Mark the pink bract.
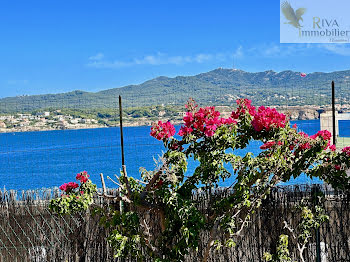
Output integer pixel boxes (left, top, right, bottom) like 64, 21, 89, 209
150, 121, 176, 140
76, 171, 89, 183
231, 99, 256, 119
178, 105, 236, 137
342, 146, 350, 156
310, 130, 332, 141
59, 182, 79, 192
251, 106, 286, 132
260, 141, 276, 150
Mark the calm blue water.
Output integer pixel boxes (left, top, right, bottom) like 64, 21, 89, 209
0, 119, 348, 190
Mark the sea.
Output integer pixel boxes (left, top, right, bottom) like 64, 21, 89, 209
0, 119, 349, 190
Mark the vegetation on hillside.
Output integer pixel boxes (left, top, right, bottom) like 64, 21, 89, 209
1, 68, 350, 114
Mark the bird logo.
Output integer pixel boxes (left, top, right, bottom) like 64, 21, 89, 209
281, 1, 306, 29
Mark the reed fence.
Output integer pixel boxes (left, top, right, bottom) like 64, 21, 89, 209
0, 185, 350, 261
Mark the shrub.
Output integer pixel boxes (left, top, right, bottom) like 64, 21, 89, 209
50, 98, 350, 261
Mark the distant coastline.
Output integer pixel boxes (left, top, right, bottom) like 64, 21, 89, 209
0, 105, 329, 133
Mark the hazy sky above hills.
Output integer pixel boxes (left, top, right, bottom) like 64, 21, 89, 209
1, 0, 350, 98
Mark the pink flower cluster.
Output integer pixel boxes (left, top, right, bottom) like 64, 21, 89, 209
308, 130, 333, 150
334, 165, 341, 170
342, 146, 350, 156
179, 106, 236, 137
59, 182, 79, 192
185, 98, 198, 112
294, 130, 335, 151
76, 171, 89, 183
299, 132, 309, 138
310, 130, 332, 141
231, 99, 256, 119
299, 142, 311, 150
169, 141, 184, 151
150, 121, 176, 140
251, 106, 286, 132
329, 144, 336, 151
260, 141, 276, 150
260, 141, 283, 150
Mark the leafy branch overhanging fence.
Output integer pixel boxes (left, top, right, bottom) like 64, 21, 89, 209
1, 185, 350, 262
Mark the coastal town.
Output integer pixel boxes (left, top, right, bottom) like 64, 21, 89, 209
0, 110, 103, 132
0, 104, 349, 133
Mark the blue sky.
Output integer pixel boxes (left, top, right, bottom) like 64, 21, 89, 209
1, 0, 350, 98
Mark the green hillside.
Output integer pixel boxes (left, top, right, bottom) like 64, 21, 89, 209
1, 68, 349, 113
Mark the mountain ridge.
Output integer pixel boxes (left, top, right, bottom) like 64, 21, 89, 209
1, 68, 349, 113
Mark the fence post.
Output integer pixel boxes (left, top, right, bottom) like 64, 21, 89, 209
332, 81, 336, 146
119, 95, 125, 214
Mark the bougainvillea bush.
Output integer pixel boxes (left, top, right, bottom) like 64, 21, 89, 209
50, 171, 97, 214
50, 98, 350, 261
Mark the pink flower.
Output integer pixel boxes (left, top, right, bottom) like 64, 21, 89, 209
310, 130, 332, 141
178, 105, 234, 137
67, 182, 79, 189
59, 183, 67, 191
342, 146, 350, 156
204, 125, 217, 137
154, 179, 164, 189
178, 126, 193, 136
76, 171, 89, 183
220, 117, 237, 125
231, 99, 256, 119
251, 106, 286, 132
299, 142, 311, 150
183, 112, 194, 127
299, 132, 309, 138
334, 165, 341, 170
292, 123, 297, 129
150, 121, 176, 140
185, 98, 198, 111
169, 142, 184, 151
260, 141, 276, 150
329, 144, 336, 151
59, 182, 79, 193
